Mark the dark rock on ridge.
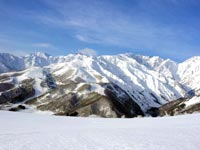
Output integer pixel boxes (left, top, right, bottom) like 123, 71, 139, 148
0, 78, 35, 104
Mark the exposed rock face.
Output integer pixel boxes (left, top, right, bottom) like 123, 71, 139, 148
9, 105, 26, 112
147, 92, 200, 117
0, 83, 14, 92
158, 98, 186, 116
41, 69, 57, 89
146, 107, 160, 117
104, 83, 144, 117
0, 78, 35, 104
158, 97, 200, 116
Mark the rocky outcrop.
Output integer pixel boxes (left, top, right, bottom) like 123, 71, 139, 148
104, 83, 144, 117
0, 78, 35, 104
158, 98, 186, 116
158, 97, 200, 116
9, 105, 26, 112
40, 69, 57, 89
147, 95, 200, 117
0, 83, 14, 92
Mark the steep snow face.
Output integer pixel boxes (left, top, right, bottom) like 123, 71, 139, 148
156, 59, 179, 80
178, 56, 200, 78
97, 55, 185, 110
116, 54, 166, 70
135, 55, 165, 69
46, 54, 186, 111
24, 52, 52, 68
15, 67, 49, 96
51, 54, 109, 84
177, 57, 200, 92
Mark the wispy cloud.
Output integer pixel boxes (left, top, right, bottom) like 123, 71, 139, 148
0, 0, 200, 60
33, 43, 53, 48
34, 0, 199, 54
75, 35, 90, 43
75, 34, 102, 44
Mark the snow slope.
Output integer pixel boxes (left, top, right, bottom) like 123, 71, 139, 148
178, 56, 200, 92
0, 111, 199, 150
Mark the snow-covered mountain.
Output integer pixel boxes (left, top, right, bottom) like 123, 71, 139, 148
0, 53, 25, 73
0, 52, 200, 117
24, 52, 52, 68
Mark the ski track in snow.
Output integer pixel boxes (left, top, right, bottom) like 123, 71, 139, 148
0, 111, 200, 150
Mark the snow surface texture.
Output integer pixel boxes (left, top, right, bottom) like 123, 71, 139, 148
0, 111, 200, 150
0, 52, 200, 111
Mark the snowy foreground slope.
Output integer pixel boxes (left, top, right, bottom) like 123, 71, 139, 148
0, 111, 200, 150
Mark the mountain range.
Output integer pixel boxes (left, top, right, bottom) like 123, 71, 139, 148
0, 52, 199, 117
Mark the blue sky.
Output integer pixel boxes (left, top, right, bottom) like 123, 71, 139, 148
0, 0, 200, 61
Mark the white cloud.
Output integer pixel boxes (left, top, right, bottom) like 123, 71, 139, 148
75, 34, 101, 44
78, 48, 97, 56
76, 35, 88, 42
33, 43, 53, 48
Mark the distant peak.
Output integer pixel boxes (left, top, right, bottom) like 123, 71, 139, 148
184, 56, 200, 63
28, 52, 51, 58
35, 52, 50, 57
75, 52, 93, 58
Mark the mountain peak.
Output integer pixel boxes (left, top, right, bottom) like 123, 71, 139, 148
183, 56, 200, 63
36, 52, 50, 57
27, 52, 51, 59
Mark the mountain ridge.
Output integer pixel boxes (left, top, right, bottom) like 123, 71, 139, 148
0, 52, 200, 117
